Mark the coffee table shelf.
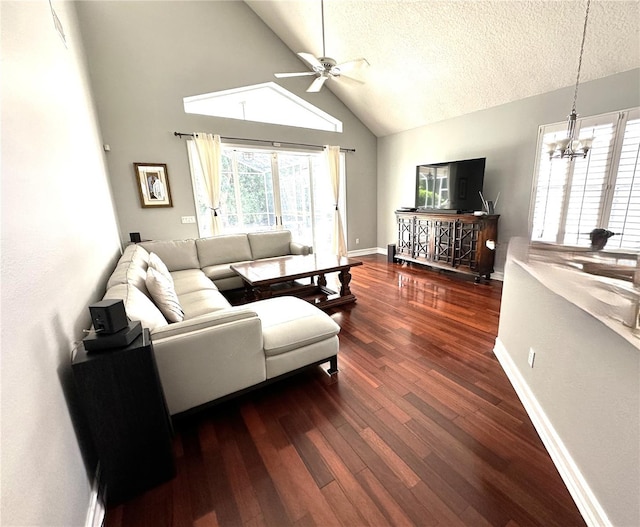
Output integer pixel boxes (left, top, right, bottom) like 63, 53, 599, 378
230, 254, 363, 310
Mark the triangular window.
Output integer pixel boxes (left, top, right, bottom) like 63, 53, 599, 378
183, 82, 342, 133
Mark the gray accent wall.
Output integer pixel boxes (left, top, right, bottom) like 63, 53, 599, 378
75, 0, 377, 251
377, 69, 640, 275
1, 2, 122, 525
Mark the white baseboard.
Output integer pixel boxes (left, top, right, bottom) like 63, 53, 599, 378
85, 465, 105, 527
347, 247, 379, 257
493, 338, 611, 527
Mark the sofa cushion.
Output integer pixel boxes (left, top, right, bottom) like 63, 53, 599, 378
179, 289, 232, 319
145, 268, 185, 323
249, 297, 340, 356
148, 252, 173, 284
201, 261, 252, 281
171, 269, 218, 296
118, 243, 150, 265
106, 259, 149, 296
196, 234, 253, 267
248, 230, 292, 260
103, 283, 168, 330
106, 245, 150, 294
140, 240, 200, 271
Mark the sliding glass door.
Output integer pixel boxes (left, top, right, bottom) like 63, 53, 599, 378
188, 143, 345, 254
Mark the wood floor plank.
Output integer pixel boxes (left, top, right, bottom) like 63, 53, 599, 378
180, 424, 217, 520
292, 391, 367, 478
356, 467, 421, 527
170, 445, 195, 527
337, 422, 441, 526
106, 255, 586, 527
374, 407, 431, 458
320, 480, 368, 527
305, 427, 390, 526
219, 437, 263, 525
278, 411, 335, 489
280, 444, 343, 527
227, 409, 293, 526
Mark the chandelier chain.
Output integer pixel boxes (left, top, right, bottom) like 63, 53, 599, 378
572, 0, 592, 113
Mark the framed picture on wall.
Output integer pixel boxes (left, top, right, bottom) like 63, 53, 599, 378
134, 162, 173, 208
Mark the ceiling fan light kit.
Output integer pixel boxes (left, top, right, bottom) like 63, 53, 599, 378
274, 0, 369, 92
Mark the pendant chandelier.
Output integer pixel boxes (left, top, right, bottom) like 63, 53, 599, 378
547, 0, 594, 160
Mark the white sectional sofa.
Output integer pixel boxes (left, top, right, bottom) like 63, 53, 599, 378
101, 230, 339, 416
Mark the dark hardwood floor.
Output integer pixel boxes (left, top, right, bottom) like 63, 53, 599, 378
106, 255, 586, 527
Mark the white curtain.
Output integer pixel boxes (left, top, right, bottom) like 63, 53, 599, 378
325, 145, 347, 257
193, 133, 222, 235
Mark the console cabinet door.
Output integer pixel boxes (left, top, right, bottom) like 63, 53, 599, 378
397, 214, 414, 257
414, 217, 430, 260
454, 220, 480, 271
431, 219, 455, 265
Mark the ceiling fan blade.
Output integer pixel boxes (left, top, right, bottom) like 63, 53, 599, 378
274, 71, 316, 78
307, 76, 328, 93
333, 58, 370, 75
298, 52, 323, 70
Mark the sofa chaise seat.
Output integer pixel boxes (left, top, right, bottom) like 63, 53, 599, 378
101, 230, 339, 416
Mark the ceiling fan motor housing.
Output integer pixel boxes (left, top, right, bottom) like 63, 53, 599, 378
317, 57, 339, 75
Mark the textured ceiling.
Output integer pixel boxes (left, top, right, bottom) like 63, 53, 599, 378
245, 0, 640, 137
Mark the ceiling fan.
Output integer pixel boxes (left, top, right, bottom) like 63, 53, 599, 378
274, 0, 369, 93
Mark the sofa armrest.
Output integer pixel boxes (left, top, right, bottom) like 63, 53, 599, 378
290, 241, 312, 255
149, 305, 266, 415
150, 306, 258, 340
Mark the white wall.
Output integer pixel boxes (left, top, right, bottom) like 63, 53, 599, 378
1, 2, 122, 525
496, 239, 639, 527
377, 69, 640, 275
75, 1, 378, 251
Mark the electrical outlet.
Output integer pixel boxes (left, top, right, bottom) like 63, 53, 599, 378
181, 216, 196, 224
355, 238, 360, 245
528, 348, 536, 368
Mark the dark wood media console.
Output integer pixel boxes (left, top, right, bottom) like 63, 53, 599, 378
395, 211, 499, 281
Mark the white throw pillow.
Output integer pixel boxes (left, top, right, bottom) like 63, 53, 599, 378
145, 267, 184, 323
148, 252, 173, 284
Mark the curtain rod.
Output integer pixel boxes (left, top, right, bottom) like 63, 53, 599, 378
173, 131, 355, 153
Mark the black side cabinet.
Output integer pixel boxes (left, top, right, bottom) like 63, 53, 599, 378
72, 329, 175, 504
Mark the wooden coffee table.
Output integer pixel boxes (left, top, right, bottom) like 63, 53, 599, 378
230, 254, 363, 309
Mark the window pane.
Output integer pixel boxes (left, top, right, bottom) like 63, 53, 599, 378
608, 118, 640, 250
562, 123, 614, 246
220, 152, 237, 229
222, 150, 276, 233
278, 154, 312, 242
531, 131, 569, 242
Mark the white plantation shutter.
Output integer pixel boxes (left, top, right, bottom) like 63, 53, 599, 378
563, 120, 615, 245
531, 127, 569, 242
530, 108, 640, 250
607, 117, 640, 250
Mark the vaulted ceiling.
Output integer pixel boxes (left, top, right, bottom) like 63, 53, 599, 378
245, 0, 640, 137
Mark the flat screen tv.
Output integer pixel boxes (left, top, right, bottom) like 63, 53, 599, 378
415, 157, 486, 213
